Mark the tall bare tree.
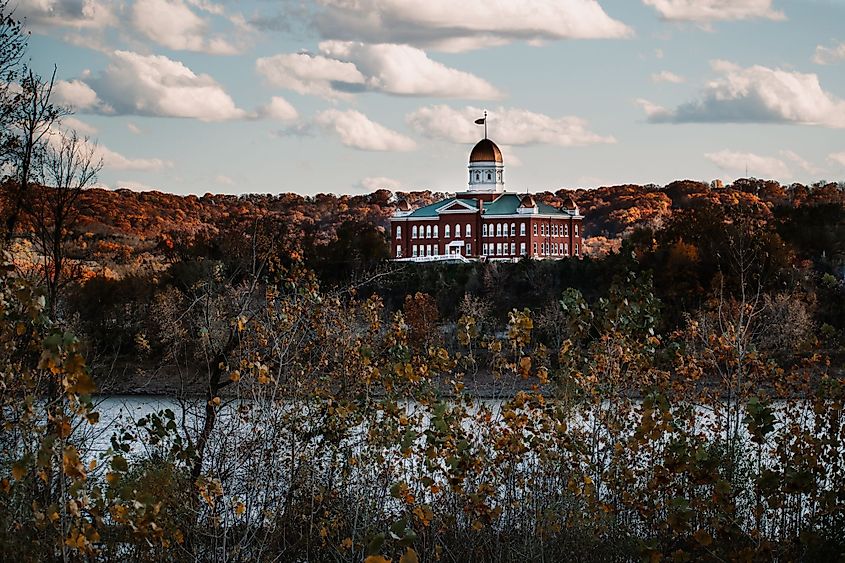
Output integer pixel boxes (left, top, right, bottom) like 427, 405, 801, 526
30, 130, 102, 318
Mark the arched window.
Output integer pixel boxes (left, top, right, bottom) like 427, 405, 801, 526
510, 223, 515, 236
445, 224, 451, 238
412, 225, 418, 238
533, 224, 538, 236
455, 224, 461, 238
575, 225, 579, 237
487, 172, 492, 181
564, 225, 569, 236
510, 243, 515, 255
396, 226, 402, 239
466, 224, 471, 237
483, 224, 488, 237
552, 225, 557, 237
496, 223, 502, 237
426, 225, 432, 238
433, 225, 439, 238
520, 223, 526, 236
475, 173, 480, 181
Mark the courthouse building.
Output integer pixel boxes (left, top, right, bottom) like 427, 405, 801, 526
390, 136, 583, 262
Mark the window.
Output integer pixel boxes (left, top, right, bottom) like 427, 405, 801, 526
564, 225, 569, 237
396, 226, 402, 239
412, 225, 418, 239
533, 224, 537, 236
574, 244, 579, 256
445, 224, 451, 238
520, 242, 526, 255
483, 224, 488, 237
533, 242, 537, 255
510, 223, 515, 236
466, 243, 471, 255
427, 244, 432, 256
426, 225, 432, 238
520, 222, 526, 236
575, 225, 579, 237
483, 243, 487, 255
475, 172, 480, 181
412, 245, 418, 257
496, 223, 502, 237
433, 225, 438, 238
497, 243, 502, 255
487, 172, 491, 181
466, 224, 471, 237
455, 224, 461, 238
564, 243, 569, 256
510, 242, 515, 255
396, 245, 402, 257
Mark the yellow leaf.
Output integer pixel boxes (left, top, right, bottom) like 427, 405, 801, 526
229, 370, 241, 382
341, 537, 353, 549
88, 459, 97, 471
400, 548, 419, 563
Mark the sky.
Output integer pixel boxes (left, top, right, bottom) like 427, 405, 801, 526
19, 0, 845, 196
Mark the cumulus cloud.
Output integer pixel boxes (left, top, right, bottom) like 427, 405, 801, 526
257, 96, 299, 121
406, 105, 614, 147
651, 70, 685, 83
53, 79, 103, 110
315, 109, 416, 151
359, 176, 402, 191
641, 60, 845, 128
642, 0, 785, 23
780, 150, 820, 175
705, 150, 791, 179
256, 42, 501, 100
98, 144, 172, 171
131, 0, 243, 55
127, 122, 142, 134
16, 0, 117, 31
312, 0, 632, 52
256, 52, 365, 99
75, 50, 247, 121
61, 117, 98, 136
813, 41, 845, 65
830, 152, 845, 167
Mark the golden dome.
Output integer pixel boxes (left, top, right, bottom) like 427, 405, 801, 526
469, 138, 503, 163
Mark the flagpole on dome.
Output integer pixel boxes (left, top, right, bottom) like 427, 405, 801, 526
474, 110, 487, 139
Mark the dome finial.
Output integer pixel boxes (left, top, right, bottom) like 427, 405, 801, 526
474, 110, 488, 140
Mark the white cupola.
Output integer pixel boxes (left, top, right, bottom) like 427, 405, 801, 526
467, 138, 504, 193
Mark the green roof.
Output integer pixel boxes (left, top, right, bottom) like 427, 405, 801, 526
406, 193, 568, 218
408, 198, 478, 217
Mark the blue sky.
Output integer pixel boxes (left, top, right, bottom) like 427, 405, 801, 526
21, 0, 845, 195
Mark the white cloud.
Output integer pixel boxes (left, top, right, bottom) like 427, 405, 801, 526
257, 96, 299, 121
131, 0, 242, 55
780, 150, 820, 175
813, 41, 845, 65
319, 41, 502, 99
61, 117, 98, 136
98, 145, 172, 171
127, 122, 142, 134
82, 50, 247, 121
256, 52, 365, 100
315, 109, 416, 151
359, 176, 402, 191
214, 174, 235, 186
16, 0, 117, 31
642, 0, 785, 23
406, 105, 614, 147
651, 70, 685, 83
53, 79, 102, 110
642, 60, 845, 128
830, 152, 845, 167
313, 0, 632, 52
256, 42, 501, 100
705, 150, 791, 179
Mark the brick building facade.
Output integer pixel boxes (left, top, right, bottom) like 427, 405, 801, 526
390, 137, 583, 262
